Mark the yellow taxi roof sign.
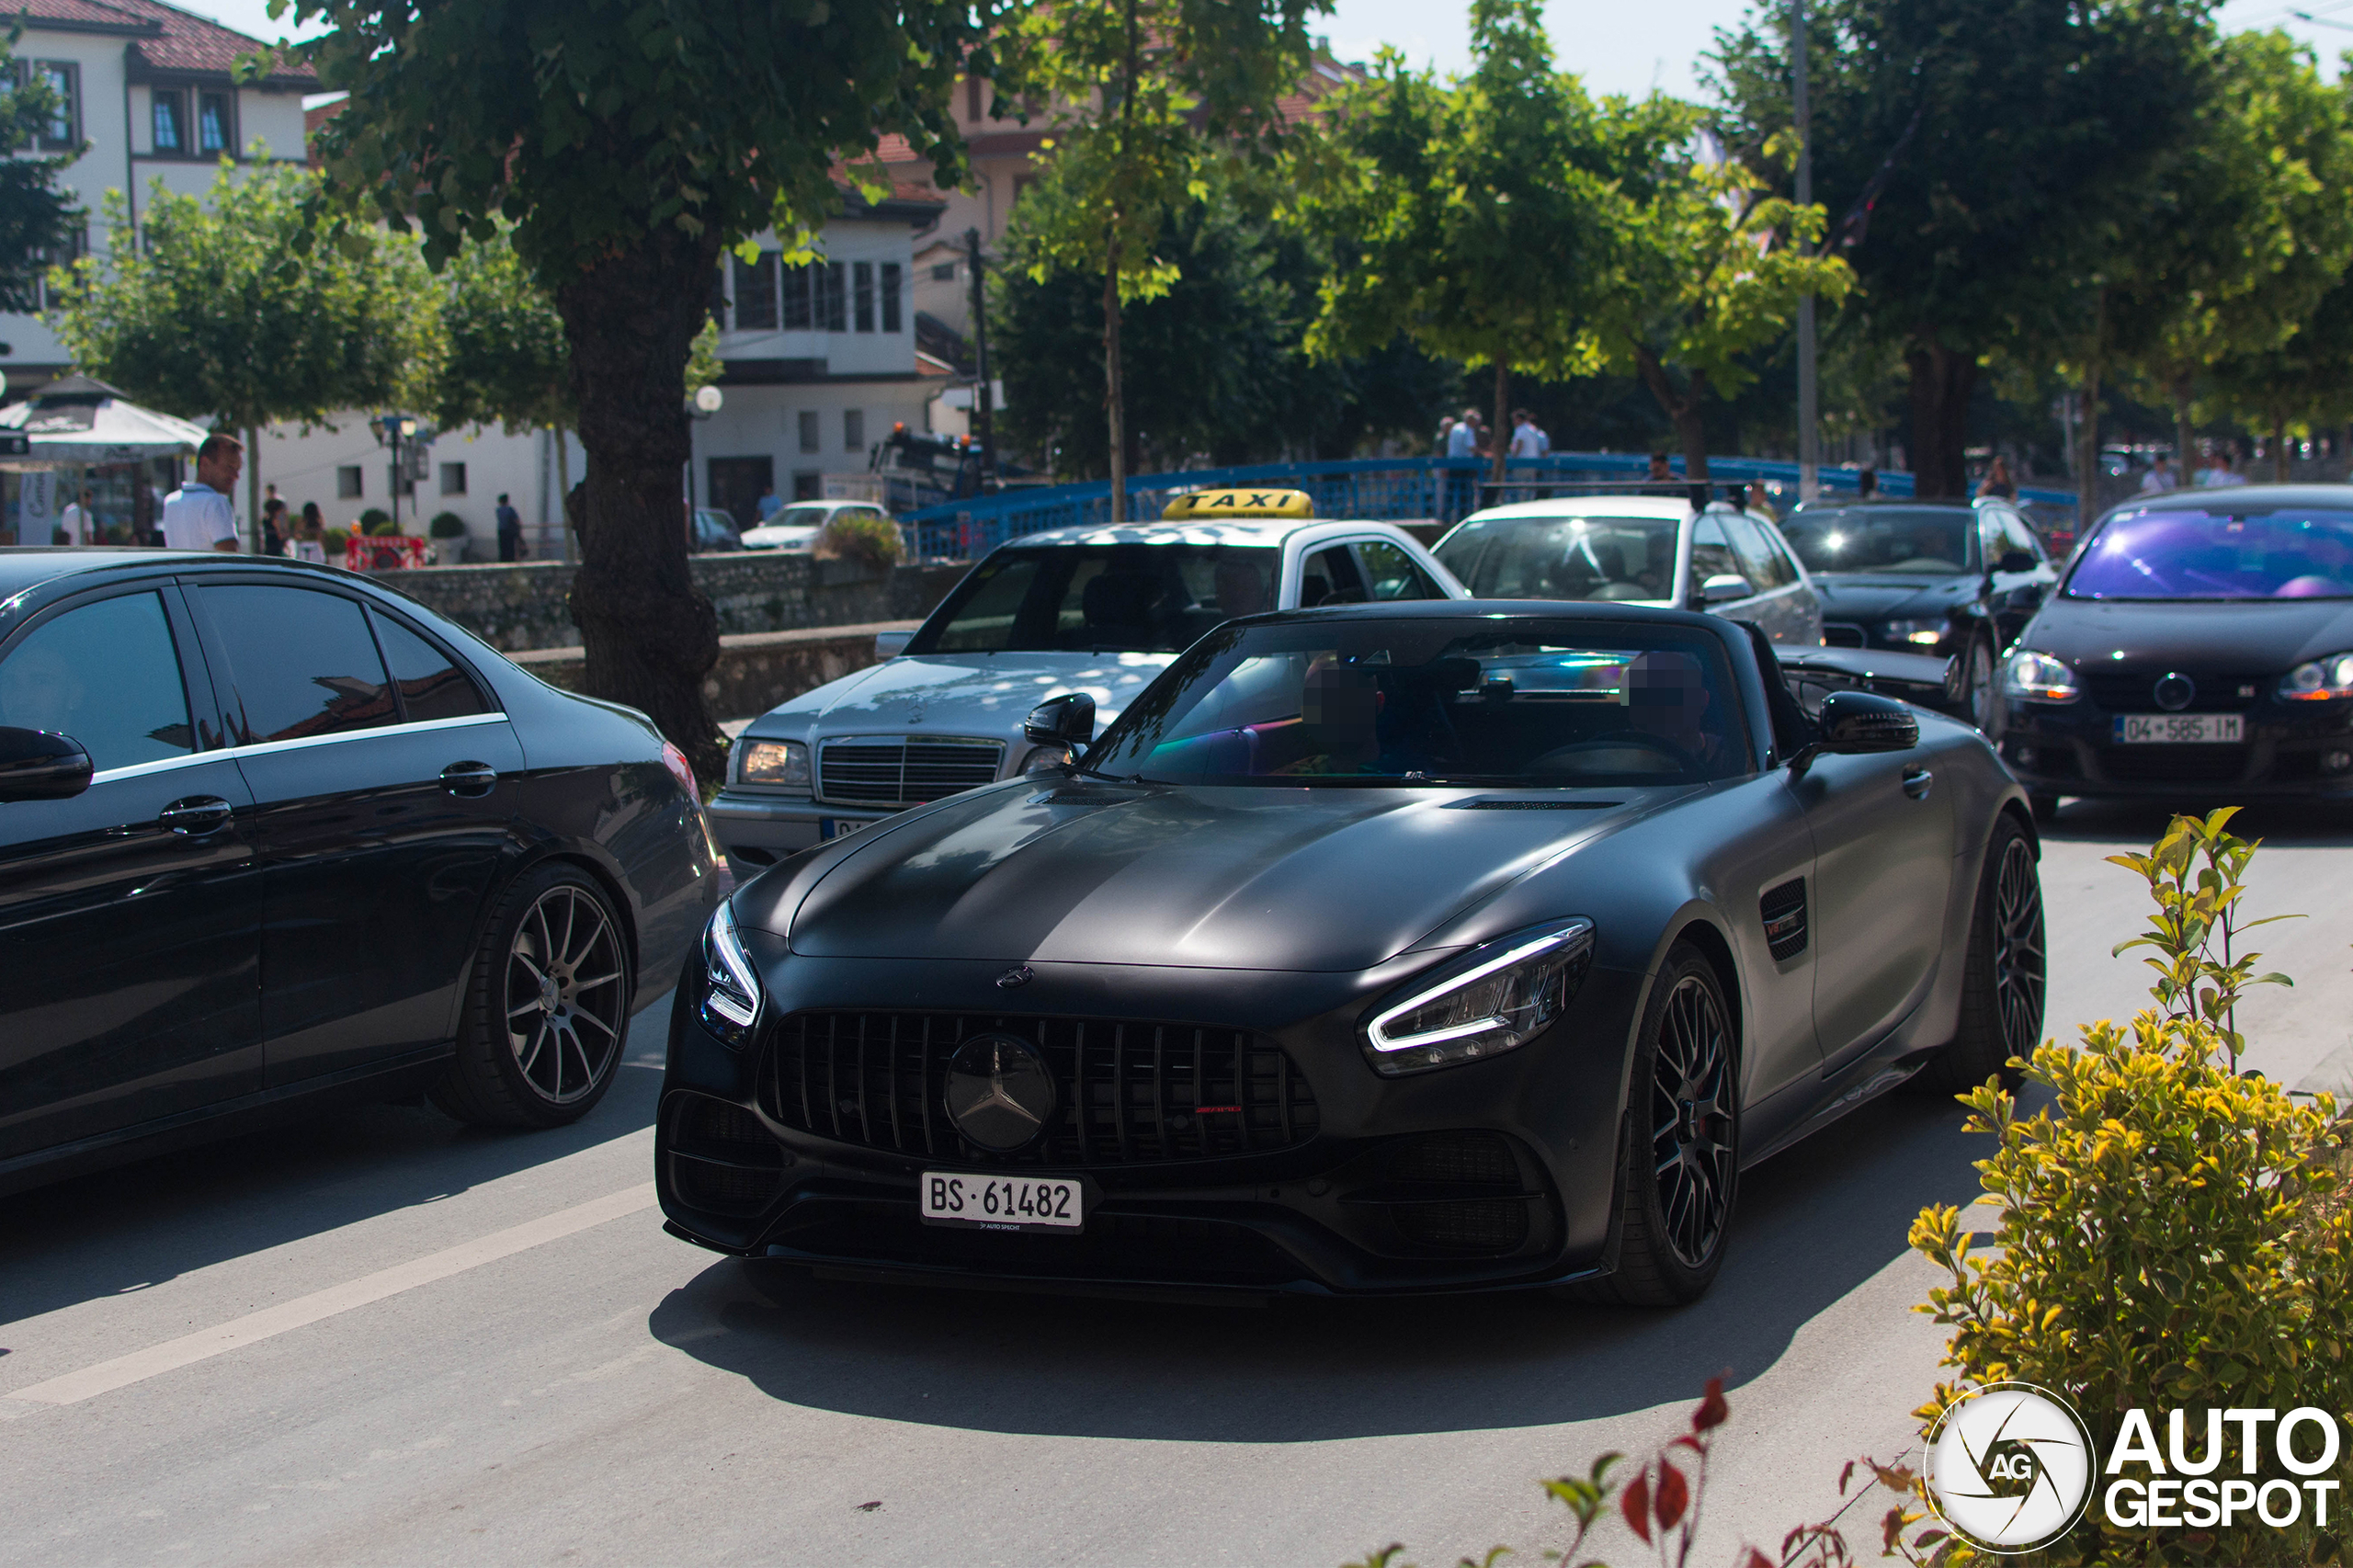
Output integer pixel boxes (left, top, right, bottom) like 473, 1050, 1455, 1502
1160, 487, 1313, 520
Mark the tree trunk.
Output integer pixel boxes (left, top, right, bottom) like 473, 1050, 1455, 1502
2173, 375, 2197, 483
1631, 344, 1710, 481
2275, 413, 2290, 483
553, 225, 725, 786
2074, 294, 2103, 530
1904, 339, 1977, 498
553, 423, 574, 564
245, 424, 261, 553
1490, 358, 1509, 487
1103, 244, 1126, 522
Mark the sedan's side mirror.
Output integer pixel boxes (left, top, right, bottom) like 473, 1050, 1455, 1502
1815, 690, 1918, 754
1024, 692, 1096, 747
1995, 550, 2038, 574
1696, 573, 1754, 607
0, 727, 94, 802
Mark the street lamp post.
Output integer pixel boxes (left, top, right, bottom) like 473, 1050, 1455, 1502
1793, 0, 1820, 501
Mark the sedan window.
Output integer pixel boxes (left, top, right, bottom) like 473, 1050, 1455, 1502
200, 585, 396, 744
369, 609, 491, 722
1436, 515, 1678, 601
1781, 506, 1977, 574
914, 542, 1281, 654
1301, 545, 1369, 606
1354, 540, 1443, 600
0, 591, 194, 769
1690, 515, 1746, 591
1721, 512, 1795, 590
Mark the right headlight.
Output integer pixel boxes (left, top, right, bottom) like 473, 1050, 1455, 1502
2004, 650, 2080, 702
2279, 652, 2353, 701
699, 900, 762, 1046
1361, 918, 1594, 1077
735, 738, 810, 790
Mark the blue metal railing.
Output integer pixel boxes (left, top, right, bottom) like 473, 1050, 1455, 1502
899, 452, 2076, 562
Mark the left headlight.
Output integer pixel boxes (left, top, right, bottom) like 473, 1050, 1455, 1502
1881, 618, 1947, 647
699, 900, 762, 1045
735, 739, 810, 790
2279, 652, 2353, 701
1361, 918, 1594, 1077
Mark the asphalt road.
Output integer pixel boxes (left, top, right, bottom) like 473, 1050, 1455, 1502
5, 798, 2350, 1567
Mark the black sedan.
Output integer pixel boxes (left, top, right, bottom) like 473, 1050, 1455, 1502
1779, 498, 2058, 729
1995, 484, 2353, 814
658, 601, 2043, 1303
0, 549, 726, 1193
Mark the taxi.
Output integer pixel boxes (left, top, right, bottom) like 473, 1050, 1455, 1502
707, 490, 1467, 873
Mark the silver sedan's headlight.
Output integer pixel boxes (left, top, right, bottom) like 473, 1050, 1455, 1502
1881, 618, 1947, 646
699, 901, 762, 1045
1361, 918, 1594, 1076
735, 738, 810, 790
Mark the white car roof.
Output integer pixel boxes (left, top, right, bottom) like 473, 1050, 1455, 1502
1455, 495, 1696, 525
1004, 517, 1418, 550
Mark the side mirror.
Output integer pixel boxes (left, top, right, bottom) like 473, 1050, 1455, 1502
874, 629, 912, 660
1996, 550, 2038, 574
0, 727, 94, 802
1697, 573, 1754, 607
1023, 692, 1096, 747
1814, 690, 1918, 755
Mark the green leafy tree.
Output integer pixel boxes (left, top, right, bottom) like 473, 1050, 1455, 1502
278, 0, 1001, 780
1302, 0, 1631, 483
0, 35, 81, 311
997, 0, 1325, 519
46, 161, 437, 545
1710, 0, 2219, 496
1591, 128, 1853, 479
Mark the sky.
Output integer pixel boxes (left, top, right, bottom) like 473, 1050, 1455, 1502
174, 0, 2353, 108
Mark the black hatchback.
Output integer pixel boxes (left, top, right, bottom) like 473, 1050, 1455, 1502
1993, 485, 2353, 813
0, 550, 726, 1192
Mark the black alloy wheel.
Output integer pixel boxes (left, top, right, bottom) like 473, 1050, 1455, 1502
433, 861, 634, 1128
1580, 942, 1739, 1306
1962, 631, 2000, 734
1915, 816, 2044, 1096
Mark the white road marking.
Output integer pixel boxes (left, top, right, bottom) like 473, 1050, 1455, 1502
5, 1182, 658, 1409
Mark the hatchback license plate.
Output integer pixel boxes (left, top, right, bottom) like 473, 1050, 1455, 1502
920, 1172, 1084, 1232
2113, 713, 2244, 744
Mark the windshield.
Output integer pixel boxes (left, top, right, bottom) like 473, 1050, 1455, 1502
1779, 506, 1976, 574
1436, 515, 1680, 601
766, 506, 834, 528
910, 542, 1282, 654
2067, 508, 2353, 599
1081, 617, 1750, 788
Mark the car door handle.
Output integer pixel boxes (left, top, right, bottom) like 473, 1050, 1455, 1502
440, 761, 499, 798
1902, 767, 1934, 800
159, 796, 233, 835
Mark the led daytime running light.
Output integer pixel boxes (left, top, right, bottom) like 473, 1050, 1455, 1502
701, 901, 761, 1035
1363, 918, 1595, 1076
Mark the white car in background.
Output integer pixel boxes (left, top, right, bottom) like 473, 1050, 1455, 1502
1432, 492, 1826, 646
707, 491, 1468, 872
740, 498, 890, 552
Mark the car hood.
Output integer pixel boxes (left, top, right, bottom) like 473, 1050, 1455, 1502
744, 651, 1177, 738
746, 780, 1665, 971
1812, 573, 1977, 622
2024, 596, 2353, 670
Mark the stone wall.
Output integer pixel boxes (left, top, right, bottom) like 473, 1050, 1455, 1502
376, 553, 967, 653
513, 620, 915, 722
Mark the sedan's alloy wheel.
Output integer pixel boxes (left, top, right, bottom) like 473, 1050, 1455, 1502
1991, 835, 2047, 1061
1967, 636, 1998, 730
506, 884, 626, 1104
1650, 974, 1735, 1270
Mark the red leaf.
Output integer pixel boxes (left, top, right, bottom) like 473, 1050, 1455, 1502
1743, 1552, 1773, 1568
1670, 1434, 1705, 1453
1693, 1375, 1729, 1432
1621, 1471, 1653, 1544
1655, 1460, 1689, 1529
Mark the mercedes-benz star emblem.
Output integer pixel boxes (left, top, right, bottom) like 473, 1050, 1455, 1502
995, 965, 1034, 990
2154, 672, 2197, 711
943, 1033, 1057, 1152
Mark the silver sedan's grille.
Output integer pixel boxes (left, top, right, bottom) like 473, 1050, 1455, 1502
818, 735, 1004, 807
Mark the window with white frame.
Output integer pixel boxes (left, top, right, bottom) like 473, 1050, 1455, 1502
197, 91, 232, 155
881, 263, 903, 333
152, 87, 187, 153
438, 462, 467, 496
843, 409, 864, 451
797, 410, 820, 454
26, 62, 77, 152
336, 466, 363, 500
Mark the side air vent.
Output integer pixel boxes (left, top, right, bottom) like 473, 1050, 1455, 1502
1760, 877, 1809, 961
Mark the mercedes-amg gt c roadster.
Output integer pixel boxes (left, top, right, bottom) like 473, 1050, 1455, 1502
657, 600, 2044, 1303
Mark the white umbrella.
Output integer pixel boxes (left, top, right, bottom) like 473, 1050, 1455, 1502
0, 375, 211, 470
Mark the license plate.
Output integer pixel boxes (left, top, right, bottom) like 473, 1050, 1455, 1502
920, 1172, 1084, 1233
2113, 713, 2244, 744
820, 818, 867, 841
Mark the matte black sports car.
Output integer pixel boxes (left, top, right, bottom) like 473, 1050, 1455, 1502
659, 602, 2043, 1302
0, 550, 726, 1194
1996, 485, 2353, 813
1780, 498, 2057, 729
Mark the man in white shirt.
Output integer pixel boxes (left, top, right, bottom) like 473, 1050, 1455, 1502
2199, 450, 2240, 488
1444, 409, 1480, 459
1508, 408, 1544, 460
2138, 455, 2176, 494
162, 434, 242, 551
58, 486, 93, 545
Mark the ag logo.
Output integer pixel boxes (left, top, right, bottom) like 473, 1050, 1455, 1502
1922, 1382, 2094, 1552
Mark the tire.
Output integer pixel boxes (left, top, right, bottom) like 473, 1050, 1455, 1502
1586, 943, 1740, 1307
1913, 817, 2044, 1096
1959, 631, 2001, 736
432, 860, 634, 1129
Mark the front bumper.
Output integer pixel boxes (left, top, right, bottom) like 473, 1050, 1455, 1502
705, 789, 894, 871
2000, 698, 2353, 799
654, 949, 1643, 1296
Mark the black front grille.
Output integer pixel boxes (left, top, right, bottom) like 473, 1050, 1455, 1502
2098, 745, 2247, 785
1823, 622, 1867, 648
819, 736, 1004, 807
665, 1093, 790, 1217
761, 1011, 1319, 1165
2082, 671, 2265, 713
1393, 1199, 1531, 1252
